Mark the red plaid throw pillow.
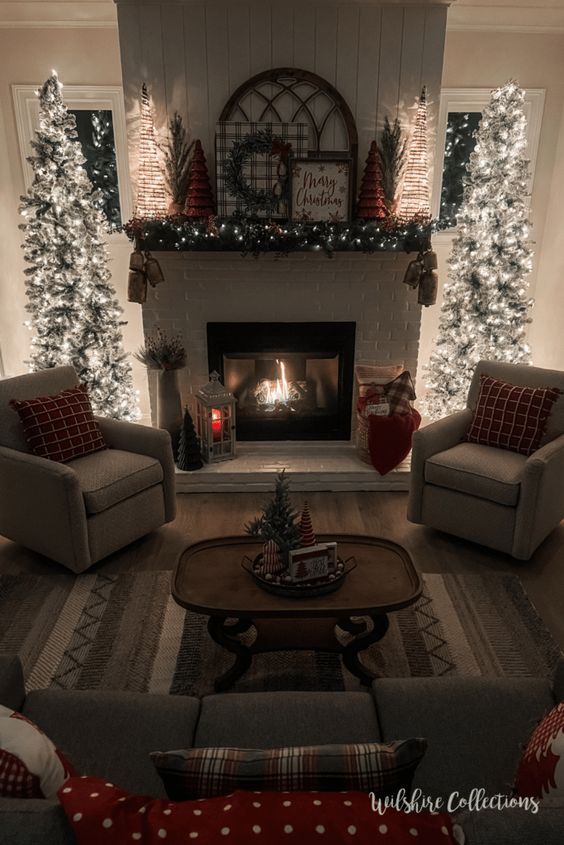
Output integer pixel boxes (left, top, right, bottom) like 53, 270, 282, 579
466, 374, 560, 456
10, 384, 106, 463
385, 371, 416, 415
150, 739, 426, 800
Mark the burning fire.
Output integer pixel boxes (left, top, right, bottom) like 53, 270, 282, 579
255, 360, 300, 409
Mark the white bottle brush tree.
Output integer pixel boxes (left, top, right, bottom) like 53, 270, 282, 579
19, 72, 139, 420
423, 81, 533, 420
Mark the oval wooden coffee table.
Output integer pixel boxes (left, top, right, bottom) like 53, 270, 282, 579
173, 535, 421, 692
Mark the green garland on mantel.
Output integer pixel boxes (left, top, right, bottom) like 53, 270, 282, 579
123, 216, 439, 257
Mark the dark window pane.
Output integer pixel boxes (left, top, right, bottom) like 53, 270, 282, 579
439, 111, 482, 228
70, 109, 121, 228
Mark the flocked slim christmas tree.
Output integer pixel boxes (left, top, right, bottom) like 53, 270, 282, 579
423, 81, 532, 420
19, 73, 139, 420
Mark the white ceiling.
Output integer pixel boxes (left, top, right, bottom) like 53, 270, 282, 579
0, 0, 564, 32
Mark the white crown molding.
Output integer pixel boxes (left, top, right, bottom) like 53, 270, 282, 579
447, 5, 564, 33
0, 2, 116, 28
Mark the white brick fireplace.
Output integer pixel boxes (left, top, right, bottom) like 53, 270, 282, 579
140, 251, 420, 490
144, 251, 419, 417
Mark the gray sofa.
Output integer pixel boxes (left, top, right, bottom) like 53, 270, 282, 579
1, 656, 563, 844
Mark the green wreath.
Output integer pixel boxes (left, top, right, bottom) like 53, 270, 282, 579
223, 128, 281, 215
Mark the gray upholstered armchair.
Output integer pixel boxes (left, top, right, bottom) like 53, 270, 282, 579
408, 360, 564, 560
0, 366, 176, 573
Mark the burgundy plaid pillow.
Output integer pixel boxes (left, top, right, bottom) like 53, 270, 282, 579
466, 374, 560, 456
10, 384, 106, 463
150, 739, 427, 800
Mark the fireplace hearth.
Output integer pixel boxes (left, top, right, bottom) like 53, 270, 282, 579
207, 322, 355, 441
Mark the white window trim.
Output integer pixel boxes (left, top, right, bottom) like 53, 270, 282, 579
12, 84, 132, 224
431, 87, 545, 239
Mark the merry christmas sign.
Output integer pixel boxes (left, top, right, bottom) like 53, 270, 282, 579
290, 158, 351, 222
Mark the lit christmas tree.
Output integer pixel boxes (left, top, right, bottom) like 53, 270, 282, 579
90, 110, 121, 228
134, 84, 168, 218
19, 72, 139, 420
397, 87, 430, 222
423, 81, 532, 420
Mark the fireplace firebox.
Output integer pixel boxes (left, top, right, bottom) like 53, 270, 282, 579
207, 322, 356, 441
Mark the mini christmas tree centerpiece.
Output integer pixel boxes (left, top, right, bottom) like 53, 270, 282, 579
245, 470, 301, 564
244, 474, 348, 593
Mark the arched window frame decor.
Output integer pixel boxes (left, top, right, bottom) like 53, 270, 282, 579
218, 67, 359, 195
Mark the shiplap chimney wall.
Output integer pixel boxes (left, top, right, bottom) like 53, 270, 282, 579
115, 1, 449, 197
113, 0, 450, 426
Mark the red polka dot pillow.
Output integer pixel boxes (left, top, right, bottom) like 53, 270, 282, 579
0, 704, 76, 799
514, 702, 564, 801
9, 384, 106, 463
150, 740, 426, 800
58, 776, 465, 844
466, 374, 560, 456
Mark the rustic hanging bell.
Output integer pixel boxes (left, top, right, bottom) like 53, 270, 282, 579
144, 252, 165, 287
403, 259, 422, 288
418, 269, 438, 307
129, 249, 144, 272
422, 249, 438, 270
127, 269, 147, 304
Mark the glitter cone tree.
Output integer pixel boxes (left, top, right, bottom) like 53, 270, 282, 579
19, 73, 139, 420
134, 84, 168, 218
356, 141, 387, 220
423, 81, 532, 420
183, 140, 215, 218
397, 87, 430, 222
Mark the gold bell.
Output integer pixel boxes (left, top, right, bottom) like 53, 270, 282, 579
144, 252, 165, 287
127, 270, 147, 304
403, 259, 422, 288
129, 249, 144, 272
422, 250, 438, 270
418, 270, 438, 307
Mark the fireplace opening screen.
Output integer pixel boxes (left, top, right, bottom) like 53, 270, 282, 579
207, 322, 355, 441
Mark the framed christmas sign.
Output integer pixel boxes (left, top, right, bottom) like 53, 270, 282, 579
290, 157, 352, 222
288, 542, 338, 583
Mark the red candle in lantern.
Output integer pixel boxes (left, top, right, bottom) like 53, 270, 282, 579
211, 408, 222, 441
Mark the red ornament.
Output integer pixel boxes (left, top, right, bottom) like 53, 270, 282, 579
183, 140, 215, 218
356, 140, 387, 220
299, 501, 316, 547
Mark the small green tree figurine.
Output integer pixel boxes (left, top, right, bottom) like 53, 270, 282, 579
176, 407, 203, 471
245, 470, 301, 554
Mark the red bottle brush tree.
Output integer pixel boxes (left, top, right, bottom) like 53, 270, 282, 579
356, 141, 387, 220
183, 140, 215, 218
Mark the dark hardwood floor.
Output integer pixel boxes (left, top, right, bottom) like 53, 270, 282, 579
1, 491, 564, 649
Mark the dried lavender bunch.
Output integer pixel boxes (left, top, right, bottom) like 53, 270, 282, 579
134, 327, 187, 370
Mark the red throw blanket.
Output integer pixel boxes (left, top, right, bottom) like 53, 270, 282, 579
367, 409, 421, 475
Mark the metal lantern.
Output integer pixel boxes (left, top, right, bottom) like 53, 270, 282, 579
195, 371, 237, 462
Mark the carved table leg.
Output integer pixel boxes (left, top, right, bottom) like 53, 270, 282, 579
207, 616, 253, 692
340, 613, 389, 686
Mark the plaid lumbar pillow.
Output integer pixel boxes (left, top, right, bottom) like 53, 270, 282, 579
150, 739, 427, 800
466, 374, 560, 457
10, 384, 107, 463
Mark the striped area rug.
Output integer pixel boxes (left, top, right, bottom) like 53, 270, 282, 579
0, 572, 560, 696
